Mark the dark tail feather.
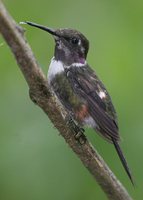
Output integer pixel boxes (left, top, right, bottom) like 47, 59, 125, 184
112, 138, 134, 185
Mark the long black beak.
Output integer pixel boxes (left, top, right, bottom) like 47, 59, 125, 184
21, 21, 59, 37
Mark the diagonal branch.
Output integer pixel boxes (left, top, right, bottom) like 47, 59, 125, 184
0, 1, 133, 200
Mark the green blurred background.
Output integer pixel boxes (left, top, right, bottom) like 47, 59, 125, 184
0, 0, 143, 199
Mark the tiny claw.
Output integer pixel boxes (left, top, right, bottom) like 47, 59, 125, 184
74, 127, 86, 145
74, 131, 83, 139
78, 134, 86, 145
65, 115, 73, 126
65, 114, 86, 144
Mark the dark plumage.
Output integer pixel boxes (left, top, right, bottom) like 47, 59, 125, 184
25, 21, 134, 185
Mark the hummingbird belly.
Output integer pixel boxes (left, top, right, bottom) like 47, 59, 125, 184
49, 71, 96, 127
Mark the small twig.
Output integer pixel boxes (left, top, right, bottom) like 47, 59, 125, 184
0, 1, 133, 200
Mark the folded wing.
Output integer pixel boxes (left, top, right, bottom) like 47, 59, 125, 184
66, 65, 120, 142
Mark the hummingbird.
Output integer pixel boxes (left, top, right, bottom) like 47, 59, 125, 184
23, 21, 133, 184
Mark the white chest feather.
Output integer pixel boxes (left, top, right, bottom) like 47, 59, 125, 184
47, 57, 87, 84
47, 57, 64, 84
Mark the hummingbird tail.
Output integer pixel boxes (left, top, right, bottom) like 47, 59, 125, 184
112, 138, 134, 185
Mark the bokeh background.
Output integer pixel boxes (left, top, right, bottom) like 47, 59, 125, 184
0, 0, 143, 199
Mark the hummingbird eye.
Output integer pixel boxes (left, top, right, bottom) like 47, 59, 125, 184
71, 37, 79, 45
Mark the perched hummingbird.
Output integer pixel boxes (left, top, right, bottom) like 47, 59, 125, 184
24, 21, 133, 184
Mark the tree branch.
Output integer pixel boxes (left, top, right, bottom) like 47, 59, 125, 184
0, 1, 133, 200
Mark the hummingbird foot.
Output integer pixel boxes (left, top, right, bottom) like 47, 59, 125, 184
65, 114, 86, 144
74, 127, 86, 145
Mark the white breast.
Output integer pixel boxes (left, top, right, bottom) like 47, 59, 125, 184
47, 57, 87, 84
47, 57, 64, 84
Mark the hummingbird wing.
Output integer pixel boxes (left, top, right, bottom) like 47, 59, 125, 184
66, 65, 119, 142
66, 65, 134, 184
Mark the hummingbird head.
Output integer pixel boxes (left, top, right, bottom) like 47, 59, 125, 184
53, 28, 89, 66
24, 22, 89, 66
